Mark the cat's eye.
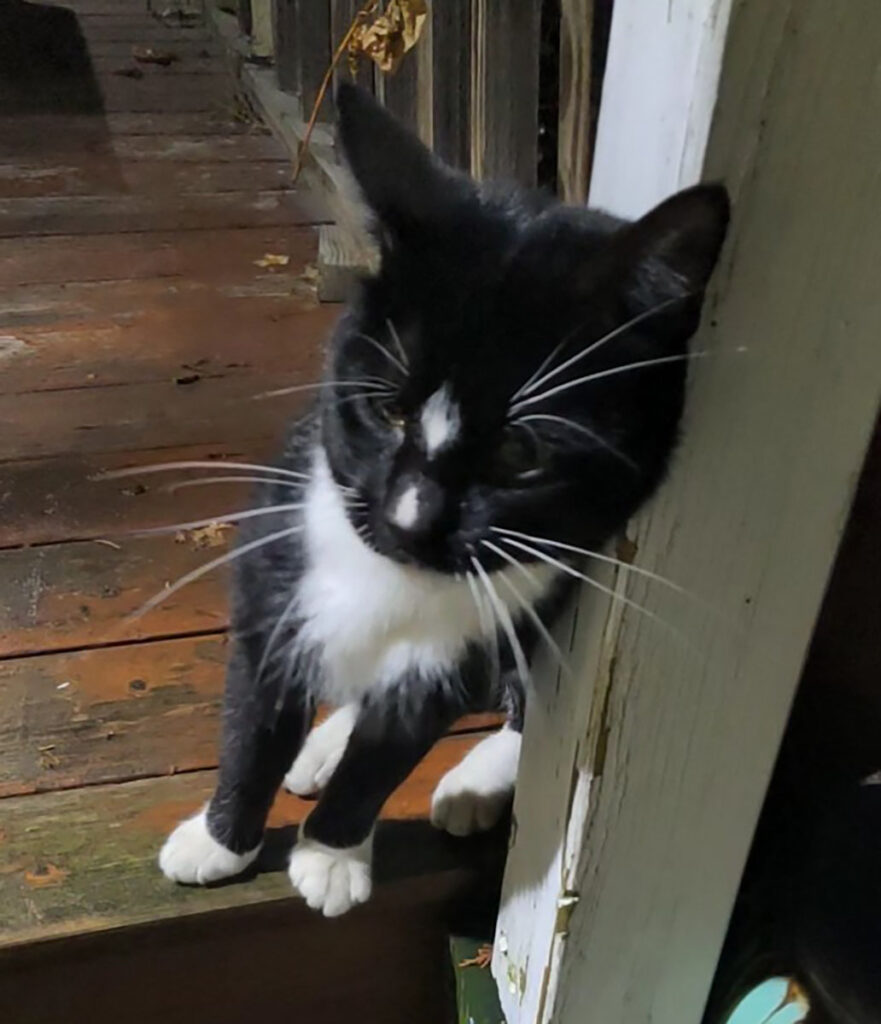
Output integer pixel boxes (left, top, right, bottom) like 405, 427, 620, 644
497, 426, 548, 483
369, 394, 406, 431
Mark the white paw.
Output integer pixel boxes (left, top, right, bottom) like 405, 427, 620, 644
158, 807, 260, 885
288, 834, 372, 917
431, 727, 521, 836
284, 704, 357, 796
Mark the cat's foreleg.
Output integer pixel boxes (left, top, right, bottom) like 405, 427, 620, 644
288, 680, 463, 916
159, 637, 314, 885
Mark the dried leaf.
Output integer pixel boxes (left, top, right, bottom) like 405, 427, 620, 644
24, 863, 69, 888
254, 253, 290, 268
355, 0, 428, 74
132, 47, 179, 66
179, 523, 233, 549
112, 66, 145, 79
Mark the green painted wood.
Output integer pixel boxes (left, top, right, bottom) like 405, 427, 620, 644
450, 936, 506, 1024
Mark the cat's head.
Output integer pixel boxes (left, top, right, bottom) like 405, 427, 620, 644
318, 84, 729, 576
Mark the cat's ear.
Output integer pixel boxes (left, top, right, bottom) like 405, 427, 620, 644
614, 184, 730, 301
335, 83, 472, 234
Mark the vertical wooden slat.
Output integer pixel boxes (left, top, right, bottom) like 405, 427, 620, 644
470, 0, 542, 185
557, 0, 593, 203
250, 0, 275, 59
431, 0, 471, 169
274, 0, 332, 119
237, 0, 253, 37
330, 0, 375, 95
273, 0, 299, 94
375, 57, 420, 138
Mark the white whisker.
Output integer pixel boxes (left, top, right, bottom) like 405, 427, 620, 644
256, 587, 301, 685
465, 568, 501, 687
471, 556, 530, 688
511, 351, 712, 413
355, 332, 408, 377
514, 413, 637, 469
133, 503, 304, 536
166, 475, 306, 494
497, 535, 686, 646
514, 297, 686, 402
96, 460, 311, 483
124, 524, 303, 625
481, 541, 571, 677
253, 380, 393, 401
386, 318, 409, 368
492, 527, 687, 596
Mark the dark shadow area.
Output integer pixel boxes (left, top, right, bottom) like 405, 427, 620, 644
0, 0, 104, 116
705, 415, 881, 1024
0, 0, 124, 188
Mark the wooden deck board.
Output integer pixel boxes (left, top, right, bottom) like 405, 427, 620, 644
0, 732, 495, 949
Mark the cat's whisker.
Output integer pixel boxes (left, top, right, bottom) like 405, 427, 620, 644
386, 318, 409, 369
130, 503, 304, 537
252, 380, 394, 401
511, 350, 717, 413
481, 540, 571, 678
497, 535, 688, 648
256, 587, 301, 685
491, 527, 689, 597
124, 524, 303, 626
465, 568, 501, 687
513, 414, 637, 470
95, 460, 311, 483
354, 332, 408, 377
513, 296, 687, 402
166, 475, 306, 494
471, 556, 531, 689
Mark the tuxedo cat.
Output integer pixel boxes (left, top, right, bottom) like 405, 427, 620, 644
158, 83, 729, 916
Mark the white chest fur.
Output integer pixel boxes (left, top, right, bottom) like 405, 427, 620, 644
296, 449, 557, 704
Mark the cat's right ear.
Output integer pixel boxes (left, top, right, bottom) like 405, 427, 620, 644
335, 83, 473, 236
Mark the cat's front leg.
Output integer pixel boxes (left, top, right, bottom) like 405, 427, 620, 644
159, 637, 313, 885
288, 681, 463, 916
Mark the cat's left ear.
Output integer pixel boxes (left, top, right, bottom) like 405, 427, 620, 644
335, 83, 474, 235
614, 184, 731, 301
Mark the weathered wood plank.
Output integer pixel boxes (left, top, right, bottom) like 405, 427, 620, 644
0, 537, 232, 660
0, 226, 318, 287
470, 0, 542, 184
431, 0, 471, 169
0, 131, 283, 164
0, 733, 495, 947
0, 113, 262, 144
0, 444, 279, 549
0, 637, 228, 798
90, 73, 237, 114
0, 189, 326, 238
557, 0, 593, 203
274, 0, 332, 120
0, 373, 305, 462
0, 157, 293, 199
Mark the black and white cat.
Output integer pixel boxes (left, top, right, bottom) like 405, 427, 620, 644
158, 84, 729, 916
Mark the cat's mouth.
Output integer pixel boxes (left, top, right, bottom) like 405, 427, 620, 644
347, 504, 464, 575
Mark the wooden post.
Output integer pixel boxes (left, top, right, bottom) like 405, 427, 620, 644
557, 0, 593, 203
470, 0, 542, 184
249, 0, 275, 59
494, 1, 881, 1022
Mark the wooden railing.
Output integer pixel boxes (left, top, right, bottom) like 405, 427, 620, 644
234, 0, 600, 201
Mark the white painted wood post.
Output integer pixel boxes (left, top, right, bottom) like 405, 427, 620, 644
494, 2, 881, 1022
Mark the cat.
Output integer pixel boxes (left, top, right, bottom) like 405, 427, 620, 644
158, 83, 729, 917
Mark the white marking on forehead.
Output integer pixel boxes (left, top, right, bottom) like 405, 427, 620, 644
420, 384, 461, 456
391, 484, 420, 530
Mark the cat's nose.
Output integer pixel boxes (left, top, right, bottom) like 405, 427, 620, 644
384, 473, 444, 540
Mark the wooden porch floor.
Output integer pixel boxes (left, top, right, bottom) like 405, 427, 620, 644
0, 0, 499, 988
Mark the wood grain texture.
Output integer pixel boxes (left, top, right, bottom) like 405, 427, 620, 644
470, 0, 542, 184
431, 0, 471, 169
0, 731, 494, 947
0, 444, 278, 549
557, 0, 593, 203
497, 2, 881, 1022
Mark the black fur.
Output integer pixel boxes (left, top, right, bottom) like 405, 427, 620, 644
202, 84, 729, 862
